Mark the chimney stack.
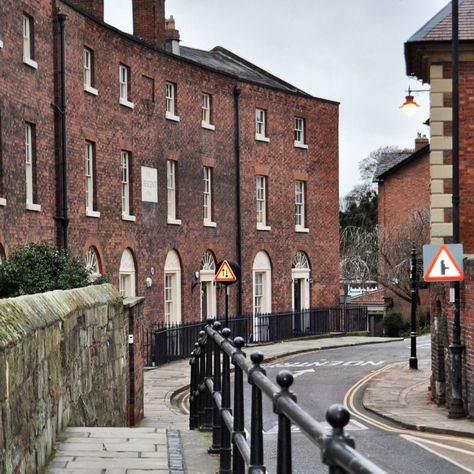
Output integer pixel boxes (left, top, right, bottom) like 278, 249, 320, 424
66, 0, 104, 20
132, 0, 166, 49
415, 132, 429, 151
165, 16, 180, 55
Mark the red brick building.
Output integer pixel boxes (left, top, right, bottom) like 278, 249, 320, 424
405, 0, 474, 417
0, 0, 340, 329
373, 137, 430, 323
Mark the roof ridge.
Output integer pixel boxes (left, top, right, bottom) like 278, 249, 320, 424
211, 46, 310, 96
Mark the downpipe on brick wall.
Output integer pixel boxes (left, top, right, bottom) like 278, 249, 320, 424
234, 86, 243, 315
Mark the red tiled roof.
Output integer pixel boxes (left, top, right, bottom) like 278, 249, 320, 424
351, 288, 385, 305
408, 0, 474, 43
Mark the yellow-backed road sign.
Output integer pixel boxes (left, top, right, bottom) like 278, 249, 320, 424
423, 244, 464, 281
215, 259, 240, 284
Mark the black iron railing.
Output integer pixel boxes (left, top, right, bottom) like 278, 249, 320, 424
190, 322, 386, 474
146, 306, 368, 367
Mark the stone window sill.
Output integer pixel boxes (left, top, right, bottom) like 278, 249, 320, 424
119, 97, 134, 109
166, 113, 180, 122
85, 85, 99, 96
256, 134, 270, 143
167, 218, 182, 225
204, 219, 217, 227
122, 213, 136, 222
23, 57, 38, 69
26, 203, 41, 212
0, 198, 6, 207
86, 209, 101, 218
201, 121, 215, 131
0, 40, 4, 49
257, 223, 271, 231
294, 142, 308, 150
295, 226, 309, 233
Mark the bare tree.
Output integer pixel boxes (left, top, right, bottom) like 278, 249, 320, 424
340, 208, 430, 303
377, 208, 430, 303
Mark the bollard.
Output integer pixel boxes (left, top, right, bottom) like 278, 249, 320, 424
232, 336, 246, 474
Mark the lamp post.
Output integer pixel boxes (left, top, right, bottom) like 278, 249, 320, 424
409, 249, 418, 370
448, 0, 465, 419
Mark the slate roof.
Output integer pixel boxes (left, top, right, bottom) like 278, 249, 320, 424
180, 46, 313, 97
373, 150, 413, 182
408, 0, 474, 43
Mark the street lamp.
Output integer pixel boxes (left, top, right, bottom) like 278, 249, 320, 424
448, 0, 465, 419
399, 87, 430, 117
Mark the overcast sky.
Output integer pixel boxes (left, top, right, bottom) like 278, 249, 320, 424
104, 0, 448, 197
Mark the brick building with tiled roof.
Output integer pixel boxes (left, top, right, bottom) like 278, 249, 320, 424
0, 1, 340, 335
405, 0, 474, 417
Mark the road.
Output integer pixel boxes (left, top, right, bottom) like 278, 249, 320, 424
250, 335, 474, 473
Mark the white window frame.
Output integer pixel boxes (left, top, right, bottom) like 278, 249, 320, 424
23, 14, 37, 69
295, 181, 309, 232
200, 251, 217, 321
119, 64, 134, 108
256, 108, 269, 142
119, 248, 136, 298
166, 82, 180, 121
294, 117, 308, 149
121, 151, 135, 221
256, 175, 270, 231
252, 251, 272, 342
85, 141, 99, 217
203, 166, 215, 226
201, 93, 215, 130
25, 123, 40, 211
83, 47, 98, 95
167, 160, 181, 224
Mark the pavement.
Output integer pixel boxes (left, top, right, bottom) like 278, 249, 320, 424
46, 335, 474, 473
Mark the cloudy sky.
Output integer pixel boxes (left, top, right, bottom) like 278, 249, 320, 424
104, 0, 448, 197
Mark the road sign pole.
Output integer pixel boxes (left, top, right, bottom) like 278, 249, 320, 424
225, 286, 229, 329
409, 249, 418, 370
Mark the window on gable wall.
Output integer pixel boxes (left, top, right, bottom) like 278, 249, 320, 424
85, 141, 99, 217
256, 108, 266, 138
166, 82, 179, 120
119, 64, 133, 108
121, 151, 134, 219
294, 117, 308, 148
25, 122, 40, 211
23, 13, 37, 68
256, 175, 270, 230
83, 47, 98, 95
203, 166, 213, 224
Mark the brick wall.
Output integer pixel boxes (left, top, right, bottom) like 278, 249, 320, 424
0, 1, 340, 333
0, 284, 128, 474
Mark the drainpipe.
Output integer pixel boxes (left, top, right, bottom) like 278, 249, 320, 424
234, 86, 243, 316
58, 13, 69, 251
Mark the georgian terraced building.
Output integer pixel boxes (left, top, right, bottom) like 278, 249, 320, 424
0, 0, 340, 328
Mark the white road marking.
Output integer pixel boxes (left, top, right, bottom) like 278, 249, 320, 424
264, 419, 368, 435
401, 434, 474, 474
267, 359, 385, 368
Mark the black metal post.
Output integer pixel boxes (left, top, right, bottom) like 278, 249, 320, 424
209, 322, 222, 453
274, 371, 296, 474
198, 330, 206, 427
191, 342, 200, 430
449, 0, 466, 419
189, 348, 196, 430
248, 351, 266, 473
232, 337, 246, 474
203, 325, 214, 431
409, 249, 418, 370
220, 328, 232, 473
225, 286, 229, 329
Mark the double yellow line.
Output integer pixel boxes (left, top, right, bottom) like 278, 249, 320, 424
343, 364, 474, 448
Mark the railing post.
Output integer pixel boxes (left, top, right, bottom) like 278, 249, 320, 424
189, 344, 198, 430
209, 321, 222, 454
191, 341, 201, 430
203, 324, 214, 431
322, 404, 355, 474
198, 330, 207, 429
248, 351, 266, 473
273, 370, 296, 474
220, 328, 232, 473
232, 336, 246, 474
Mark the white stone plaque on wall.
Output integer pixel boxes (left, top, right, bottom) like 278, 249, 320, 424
141, 166, 158, 203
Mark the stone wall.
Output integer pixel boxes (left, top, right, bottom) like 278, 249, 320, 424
0, 284, 128, 474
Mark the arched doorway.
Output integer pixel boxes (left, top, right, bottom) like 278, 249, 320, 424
164, 250, 182, 325
252, 251, 272, 341
292, 251, 310, 334
200, 251, 216, 321
119, 248, 136, 297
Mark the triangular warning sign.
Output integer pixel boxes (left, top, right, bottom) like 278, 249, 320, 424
215, 260, 237, 282
424, 245, 464, 281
